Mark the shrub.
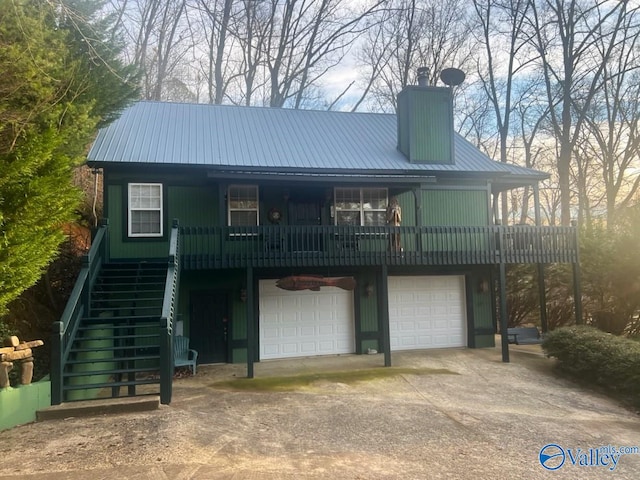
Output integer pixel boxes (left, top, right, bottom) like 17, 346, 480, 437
542, 326, 640, 402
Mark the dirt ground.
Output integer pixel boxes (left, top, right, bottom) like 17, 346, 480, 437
1, 347, 639, 479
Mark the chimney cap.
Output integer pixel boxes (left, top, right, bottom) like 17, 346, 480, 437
417, 67, 429, 87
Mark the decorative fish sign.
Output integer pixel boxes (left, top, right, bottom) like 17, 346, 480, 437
276, 275, 356, 292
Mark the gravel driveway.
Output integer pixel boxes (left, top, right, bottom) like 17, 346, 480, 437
1, 347, 639, 479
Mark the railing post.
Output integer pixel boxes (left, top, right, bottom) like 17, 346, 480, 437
497, 227, 510, 363
159, 317, 173, 404
573, 225, 583, 325
50, 321, 63, 405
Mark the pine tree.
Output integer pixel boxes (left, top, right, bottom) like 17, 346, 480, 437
0, 0, 138, 315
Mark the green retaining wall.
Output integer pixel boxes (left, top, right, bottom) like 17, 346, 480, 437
0, 380, 51, 431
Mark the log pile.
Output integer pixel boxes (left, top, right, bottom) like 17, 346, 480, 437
0, 336, 44, 388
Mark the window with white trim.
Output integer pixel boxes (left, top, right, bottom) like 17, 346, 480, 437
228, 185, 259, 225
334, 188, 388, 226
128, 183, 163, 237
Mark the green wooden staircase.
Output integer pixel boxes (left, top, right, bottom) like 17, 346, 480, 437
62, 262, 166, 400
52, 220, 180, 405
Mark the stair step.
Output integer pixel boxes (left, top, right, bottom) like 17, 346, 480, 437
92, 289, 164, 295
65, 354, 160, 365
91, 298, 164, 304
82, 314, 161, 321
97, 282, 165, 288
63, 367, 161, 378
62, 378, 160, 391
69, 344, 160, 354
89, 305, 161, 312
73, 333, 160, 342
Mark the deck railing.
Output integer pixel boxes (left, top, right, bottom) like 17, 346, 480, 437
179, 225, 578, 269
159, 219, 180, 405
51, 220, 109, 405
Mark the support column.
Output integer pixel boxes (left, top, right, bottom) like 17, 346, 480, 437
573, 262, 583, 325
499, 262, 509, 363
246, 267, 255, 378
533, 184, 548, 333
497, 227, 509, 363
378, 264, 391, 367
538, 264, 548, 333
572, 223, 583, 325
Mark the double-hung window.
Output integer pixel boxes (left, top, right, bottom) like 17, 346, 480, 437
228, 185, 259, 225
128, 183, 163, 237
334, 188, 388, 226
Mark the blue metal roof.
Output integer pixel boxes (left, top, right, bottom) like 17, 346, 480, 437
88, 101, 547, 181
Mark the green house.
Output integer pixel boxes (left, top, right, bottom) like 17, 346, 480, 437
52, 83, 579, 404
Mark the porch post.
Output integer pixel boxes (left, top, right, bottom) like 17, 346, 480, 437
573, 227, 583, 325
533, 185, 548, 333
378, 264, 391, 367
246, 267, 255, 378
498, 228, 509, 363
538, 265, 548, 333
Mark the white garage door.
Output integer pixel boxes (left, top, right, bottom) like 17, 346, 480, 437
388, 276, 467, 350
259, 280, 355, 360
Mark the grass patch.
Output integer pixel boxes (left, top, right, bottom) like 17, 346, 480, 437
211, 367, 456, 392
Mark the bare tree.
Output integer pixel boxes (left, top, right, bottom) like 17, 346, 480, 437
527, 0, 630, 226
472, 0, 536, 224
108, 0, 191, 100
355, 0, 477, 112
254, 0, 384, 108
572, 6, 640, 227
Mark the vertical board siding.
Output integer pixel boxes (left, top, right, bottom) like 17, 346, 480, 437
411, 93, 453, 164
168, 185, 219, 226
421, 190, 489, 226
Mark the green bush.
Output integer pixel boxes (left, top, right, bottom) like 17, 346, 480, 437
542, 326, 640, 401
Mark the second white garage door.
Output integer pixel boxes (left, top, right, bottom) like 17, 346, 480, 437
259, 280, 355, 360
388, 275, 467, 350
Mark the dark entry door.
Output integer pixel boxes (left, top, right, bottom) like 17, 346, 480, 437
288, 202, 321, 225
189, 291, 229, 364
288, 202, 322, 251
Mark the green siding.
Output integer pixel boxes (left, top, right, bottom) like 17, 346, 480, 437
421, 190, 489, 226
168, 185, 219, 226
358, 273, 378, 332
107, 184, 168, 259
108, 184, 220, 259
470, 269, 495, 348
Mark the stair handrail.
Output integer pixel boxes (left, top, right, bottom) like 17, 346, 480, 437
51, 219, 109, 405
159, 219, 180, 404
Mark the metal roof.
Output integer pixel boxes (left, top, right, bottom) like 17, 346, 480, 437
88, 101, 548, 181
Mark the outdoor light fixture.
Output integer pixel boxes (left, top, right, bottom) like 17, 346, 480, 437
478, 278, 490, 294
240, 288, 248, 303
364, 283, 374, 297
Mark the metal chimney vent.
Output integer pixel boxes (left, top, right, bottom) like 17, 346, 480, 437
417, 67, 429, 87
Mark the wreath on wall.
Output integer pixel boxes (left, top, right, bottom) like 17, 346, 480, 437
268, 207, 282, 224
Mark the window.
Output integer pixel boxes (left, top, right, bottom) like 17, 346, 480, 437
334, 188, 388, 226
128, 183, 163, 237
228, 185, 259, 225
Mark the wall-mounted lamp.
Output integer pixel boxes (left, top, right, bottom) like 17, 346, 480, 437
240, 288, 248, 303
364, 283, 374, 298
477, 278, 490, 294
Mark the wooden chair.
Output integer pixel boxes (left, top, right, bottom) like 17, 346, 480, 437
174, 335, 198, 374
